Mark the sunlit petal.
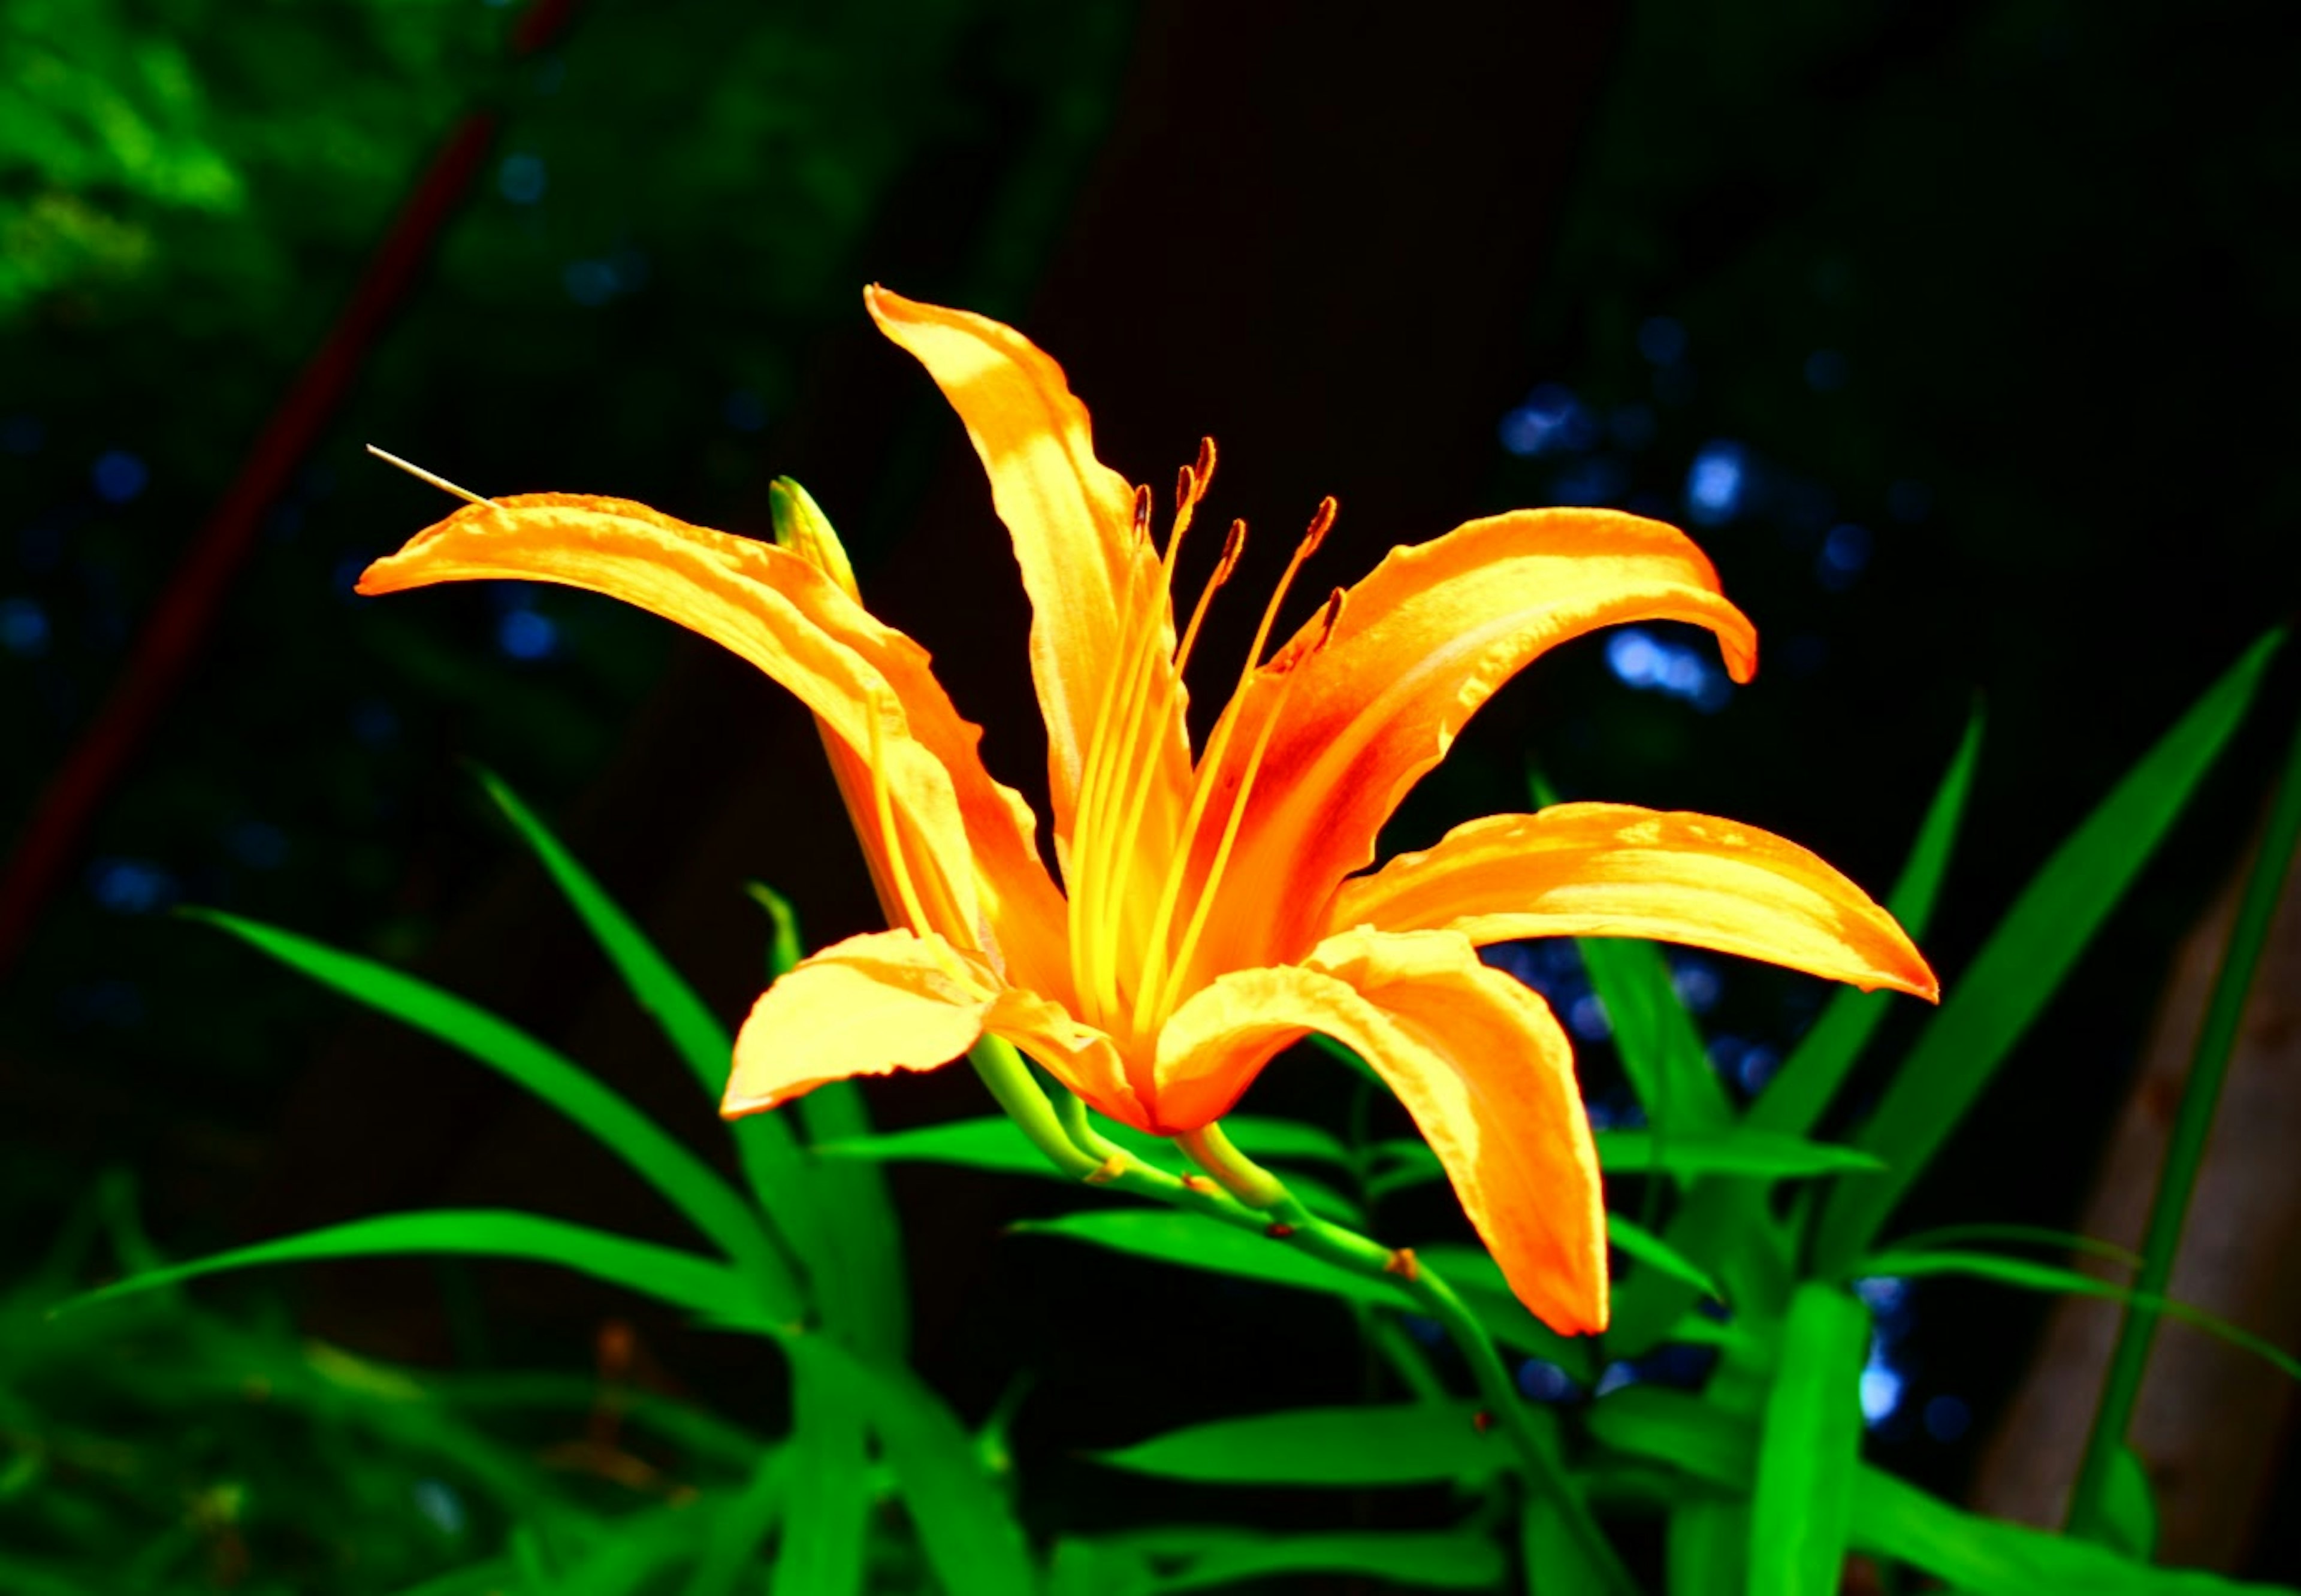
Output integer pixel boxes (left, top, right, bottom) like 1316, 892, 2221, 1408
725, 929, 999, 1115
865, 286, 1192, 857
1154, 928, 1606, 1334
1332, 803, 1937, 999
358, 492, 1068, 992
1185, 509, 1757, 978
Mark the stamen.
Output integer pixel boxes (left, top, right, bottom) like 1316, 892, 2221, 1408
1152, 607, 1329, 1020
863, 691, 935, 936
1132, 499, 1336, 1032
366, 445, 497, 508
1194, 436, 1217, 491
1171, 519, 1246, 681
1091, 461, 1208, 1014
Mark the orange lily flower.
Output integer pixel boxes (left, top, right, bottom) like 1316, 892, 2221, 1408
358, 287, 1935, 1335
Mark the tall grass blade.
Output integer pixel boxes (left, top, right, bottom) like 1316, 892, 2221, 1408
772, 1368, 871, 1596
1813, 633, 2283, 1275
2069, 702, 2301, 1537
1749, 1284, 1868, 1595
55, 1210, 785, 1329
191, 909, 798, 1315
1750, 709, 1982, 1138
475, 770, 817, 1286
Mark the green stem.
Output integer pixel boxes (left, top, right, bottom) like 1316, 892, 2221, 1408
2067, 703, 2301, 1538
1176, 1126, 1633, 1595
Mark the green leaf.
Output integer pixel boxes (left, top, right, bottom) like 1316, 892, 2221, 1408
1092, 1402, 1494, 1486
819, 1116, 1052, 1177
1853, 1249, 2301, 1381
1608, 1213, 1720, 1299
1852, 1467, 2279, 1596
1814, 634, 2282, 1274
1589, 1388, 2284, 1596
1749, 710, 1982, 1139
55, 1210, 784, 1329
820, 1116, 1364, 1223
1223, 1115, 1353, 1168
2072, 696, 2301, 1541
2100, 1445, 2160, 1564
475, 773, 829, 1316
771, 1367, 869, 1596
1159, 1531, 1503, 1592
1665, 1501, 1747, 1596
1014, 1208, 1405, 1308
1750, 1284, 1869, 1596
1576, 934, 1732, 1135
1888, 1223, 2140, 1271
1600, 1129, 1885, 1181
190, 909, 796, 1315
785, 1337, 1039, 1596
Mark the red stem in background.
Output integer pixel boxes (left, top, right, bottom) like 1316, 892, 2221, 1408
0, 1, 580, 977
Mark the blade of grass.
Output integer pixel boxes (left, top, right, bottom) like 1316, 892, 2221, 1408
2069, 701, 2301, 1538
1813, 633, 2284, 1275
771, 1368, 870, 1596
1750, 710, 1982, 1138
53, 1210, 787, 1331
786, 1336, 1040, 1596
189, 909, 799, 1317
684, 1446, 786, 1596
1091, 1402, 1492, 1486
1749, 1284, 1868, 1595
476, 770, 817, 1272
1850, 1249, 2301, 1381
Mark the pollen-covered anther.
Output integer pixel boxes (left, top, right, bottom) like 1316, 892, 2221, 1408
1175, 463, 1197, 512
1194, 435, 1216, 490
1302, 494, 1337, 556
1214, 518, 1247, 585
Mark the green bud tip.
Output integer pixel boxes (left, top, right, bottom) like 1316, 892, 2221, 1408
768, 477, 859, 602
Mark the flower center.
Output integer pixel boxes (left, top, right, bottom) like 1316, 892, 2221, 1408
1065, 443, 1343, 1060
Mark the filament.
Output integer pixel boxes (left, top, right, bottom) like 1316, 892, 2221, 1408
366, 445, 497, 507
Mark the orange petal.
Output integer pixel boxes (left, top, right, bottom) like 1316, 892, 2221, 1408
358, 492, 1068, 995
1185, 509, 1757, 980
984, 986, 1146, 1132
1153, 928, 1607, 1335
864, 286, 1192, 858
725, 930, 999, 1114
1331, 803, 1938, 1000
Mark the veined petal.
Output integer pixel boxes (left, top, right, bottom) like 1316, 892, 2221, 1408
1188, 509, 1757, 979
358, 493, 1068, 993
865, 286, 1192, 854
1331, 804, 1938, 1000
1153, 928, 1607, 1335
725, 930, 998, 1115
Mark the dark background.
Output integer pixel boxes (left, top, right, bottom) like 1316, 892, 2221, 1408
3, 0, 2297, 1577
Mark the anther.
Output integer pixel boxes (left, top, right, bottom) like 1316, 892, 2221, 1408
1132, 483, 1153, 537
1302, 494, 1337, 555
1313, 587, 1346, 649
1195, 436, 1216, 491
1215, 518, 1247, 585
1175, 463, 1196, 513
